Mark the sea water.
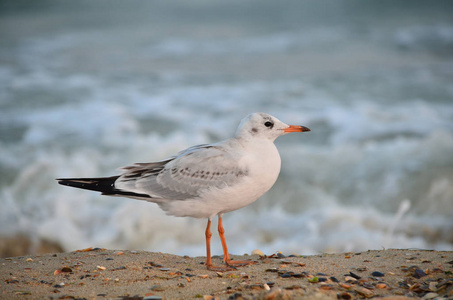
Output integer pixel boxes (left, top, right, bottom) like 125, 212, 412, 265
1, 0, 452, 257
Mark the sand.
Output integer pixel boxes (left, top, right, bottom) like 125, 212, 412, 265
1, 248, 452, 299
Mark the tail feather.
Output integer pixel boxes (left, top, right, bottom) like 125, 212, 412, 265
57, 176, 119, 194
57, 176, 152, 199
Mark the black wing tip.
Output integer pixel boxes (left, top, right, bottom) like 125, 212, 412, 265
56, 176, 153, 199
56, 176, 119, 193
56, 178, 70, 184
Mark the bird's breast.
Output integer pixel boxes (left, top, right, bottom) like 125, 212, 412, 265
235, 140, 281, 198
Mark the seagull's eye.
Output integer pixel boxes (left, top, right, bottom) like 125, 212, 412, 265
264, 121, 273, 128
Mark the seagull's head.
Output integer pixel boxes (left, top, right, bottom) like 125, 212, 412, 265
235, 112, 310, 141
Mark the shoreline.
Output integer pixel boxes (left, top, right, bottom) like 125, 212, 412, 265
1, 248, 452, 299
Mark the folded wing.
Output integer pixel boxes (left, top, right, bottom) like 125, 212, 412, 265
115, 144, 248, 201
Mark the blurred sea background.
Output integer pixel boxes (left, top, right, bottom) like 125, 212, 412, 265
1, 0, 453, 258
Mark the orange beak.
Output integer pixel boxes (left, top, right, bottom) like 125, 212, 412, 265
283, 125, 311, 133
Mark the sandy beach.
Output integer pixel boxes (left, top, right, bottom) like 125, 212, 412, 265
1, 248, 452, 299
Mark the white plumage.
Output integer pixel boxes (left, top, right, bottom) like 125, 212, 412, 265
58, 112, 310, 270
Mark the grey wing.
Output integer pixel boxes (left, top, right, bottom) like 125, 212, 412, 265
114, 144, 248, 200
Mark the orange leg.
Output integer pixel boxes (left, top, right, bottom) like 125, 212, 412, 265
205, 218, 235, 271
218, 214, 256, 267
205, 219, 213, 268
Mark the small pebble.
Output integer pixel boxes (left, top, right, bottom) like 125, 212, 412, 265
284, 285, 302, 290
97, 266, 106, 270
280, 260, 292, 264
280, 272, 293, 278
265, 268, 278, 273
376, 283, 388, 289
361, 282, 374, 289
349, 271, 361, 279
54, 270, 62, 275
295, 262, 306, 267
150, 285, 165, 292
251, 249, 265, 256
413, 268, 427, 278
340, 283, 352, 289
371, 271, 385, 277
344, 276, 357, 282
354, 287, 374, 297
320, 285, 333, 290
428, 281, 438, 291
15, 291, 31, 295
330, 276, 340, 283
61, 267, 72, 273
26, 258, 33, 262
246, 284, 264, 290
422, 292, 439, 299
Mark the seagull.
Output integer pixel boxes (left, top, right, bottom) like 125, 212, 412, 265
57, 112, 310, 271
